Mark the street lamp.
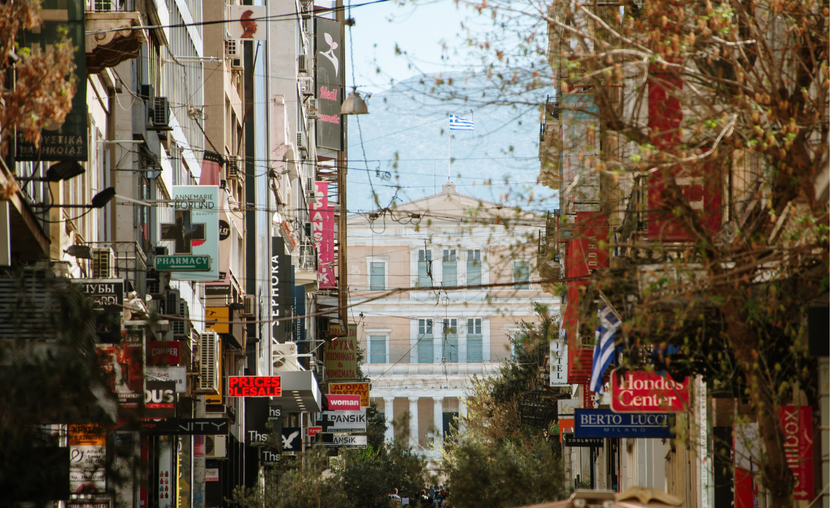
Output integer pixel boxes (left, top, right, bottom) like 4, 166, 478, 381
32, 187, 116, 209
17, 160, 86, 182
340, 87, 369, 115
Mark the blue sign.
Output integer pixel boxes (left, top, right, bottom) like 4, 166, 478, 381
574, 409, 675, 438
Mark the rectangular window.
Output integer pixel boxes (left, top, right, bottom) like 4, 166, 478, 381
467, 250, 481, 287
513, 260, 530, 289
369, 335, 386, 364
417, 319, 433, 363
467, 318, 482, 363
443, 318, 458, 363
442, 249, 457, 287
369, 261, 385, 290
417, 250, 432, 288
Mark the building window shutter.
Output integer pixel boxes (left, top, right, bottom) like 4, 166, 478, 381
370, 262, 385, 290
513, 260, 530, 289
467, 250, 481, 287
417, 250, 432, 288
443, 318, 458, 363
417, 319, 433, 363
442, 249, 457, 287
369, 335, 386, 364
466, 318, 482, 363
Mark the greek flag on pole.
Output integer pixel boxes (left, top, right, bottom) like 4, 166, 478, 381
449, 114, 474, 131
590, 304, 620, 394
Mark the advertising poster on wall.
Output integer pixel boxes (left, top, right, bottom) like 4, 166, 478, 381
69, 424, 106, 494
97, 342, 143, 410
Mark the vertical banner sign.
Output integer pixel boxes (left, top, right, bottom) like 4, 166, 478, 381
245, 398, 271, 445
315, 17, 343, 150
324, 324, 358, 380
271, 237, 293, 344
69, 424, 106, 493
779, 406, 814, 499
310, 182, 336, 288
549, 339, 569, 387
169, 185, 220, 281
16, 0, 87, 161
559, 93, 599, 212
78, 279, 125, 343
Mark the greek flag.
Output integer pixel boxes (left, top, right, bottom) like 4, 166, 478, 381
590, 304, 620, 394
449, 114, 474, 131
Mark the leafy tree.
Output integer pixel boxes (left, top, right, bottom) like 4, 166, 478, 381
0, 0, 77, 157
339, 444, 429, 508
272, 447, 351, 508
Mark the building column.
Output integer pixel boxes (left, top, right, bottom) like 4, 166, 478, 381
458, 396, 468, 433
408, 396, 419, 449
433, 397, 444, 449
383, 397, 395, 443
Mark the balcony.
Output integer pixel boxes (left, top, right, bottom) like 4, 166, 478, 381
85, 0, 148, 73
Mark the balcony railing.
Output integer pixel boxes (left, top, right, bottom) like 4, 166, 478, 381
86, 0, 135, 12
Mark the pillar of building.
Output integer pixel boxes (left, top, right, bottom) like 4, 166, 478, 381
433, 397, 444, 449
458, 396, 468, 432
383, 397, 395, 443
408, 396, 419, 448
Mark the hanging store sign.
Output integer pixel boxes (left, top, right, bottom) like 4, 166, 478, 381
780, 406, 814, 499
326, 394, 361, 411
324, 324, 358, 380
563, 434, 603, 448
119, 418, 229, 435
69, 424, 106, 494
228, 376, 282, 397
329, 382, 369, 407
324, 408, 367, 433
147, 341, 181, 366
610, 371, 691, 413
574, 409, 675, 438
330, 435, 367, 447
143, 380, 176, 418
97, 342, 143, 410
226, 5, 266, 40
271, 237, 293, 344
310, 181, 335, 288
550, 339, 569, 387
168, 185, 220, 281
315, 17, 343, 151
145, 366, 187, 393
78, 279, 125, 343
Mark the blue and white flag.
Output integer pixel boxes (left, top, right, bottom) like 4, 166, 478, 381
590, 304, 620, 394
449, 114, 474, 131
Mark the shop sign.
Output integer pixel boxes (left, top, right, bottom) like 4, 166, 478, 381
205, 468, 219, 482
310, 181, 335, 288
610, 370, 691, 413
205, 307, 230, 334
315, 17, 343, 150
780, 406, 814, 499
280, 428, 302, 452
326, 394, 361, 411
307, 426, 323, 437
324, 324, 358, 380
550, 339, 569, 387
329, 382, 369, 407
271, 237, 292, 344
245, 398, 271, 445
147, 341, 181, 366
558, 399, 578, 418
154, 255, 211, 271
77, 279, 124, 343
145, 366, 187, 393
330, 435, 367, 447
143, 380, 176, 418
563, 434, 603, 448
97, 342, 143, 410
169, 185, 220, 281
120, 418, 229, 435
324, 408, 367, 432
574, 409, 675, 438
228, 376, 282, 397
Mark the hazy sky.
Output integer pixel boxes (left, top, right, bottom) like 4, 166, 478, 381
345, 0, 475, 91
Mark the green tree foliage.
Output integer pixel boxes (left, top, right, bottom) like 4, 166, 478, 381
339, 444, 429, 508
272, 448, 351, 508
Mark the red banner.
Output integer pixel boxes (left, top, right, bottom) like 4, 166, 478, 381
228, 376, 282, 397
779, 405, 814, 499
610, 370, 691, 413
147, 341, 181, 366
310, 181, 335, 288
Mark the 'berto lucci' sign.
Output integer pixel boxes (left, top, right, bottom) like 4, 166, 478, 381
574, 408, 675, 438
610, 370, 691, 413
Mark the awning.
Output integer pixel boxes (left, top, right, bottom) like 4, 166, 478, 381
271, 370, 322, 414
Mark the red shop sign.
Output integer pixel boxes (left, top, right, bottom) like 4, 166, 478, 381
779, 406, 814, 499
307, 426, 323, 437
610, 370, 691, 413
147, 341, 181, 365
228, 376, 282, 397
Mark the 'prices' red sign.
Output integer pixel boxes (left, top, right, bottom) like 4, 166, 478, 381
228, 376, 281, 397
610, 371, 691, 413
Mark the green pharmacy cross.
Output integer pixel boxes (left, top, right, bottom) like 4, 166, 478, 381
161, 210, 206, 254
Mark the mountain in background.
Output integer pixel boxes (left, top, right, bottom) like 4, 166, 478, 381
345, 73, 558, 214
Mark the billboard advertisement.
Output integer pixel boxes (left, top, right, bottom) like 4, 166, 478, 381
315, 17, 343, 150
97, 342, 143, 410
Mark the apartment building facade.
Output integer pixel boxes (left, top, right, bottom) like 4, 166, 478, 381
348, 182, 559, 453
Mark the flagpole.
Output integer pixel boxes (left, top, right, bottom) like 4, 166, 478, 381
447, 119, 451, 182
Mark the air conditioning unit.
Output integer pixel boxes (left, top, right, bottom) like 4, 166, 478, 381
299, 78, 314, 96
241, 294, 257, 318
197, 331, 221, 394
272, 342, 303, 372
151, 97, 170, 129
231, 58, 243, 71
298, 54, 307, 74
306, 98, 318, 119
173, 299, 190, 337
227, 155, 242, 179
205, 435, 227, 458
225, 39, 239, 59
306, 179, 319, 204
91, 248, 116, 278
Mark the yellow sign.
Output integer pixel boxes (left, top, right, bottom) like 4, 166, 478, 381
205, 337, 224, 405
329, 382, 370, 407
69, 424, 106, 446
205, 307, 229, 334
